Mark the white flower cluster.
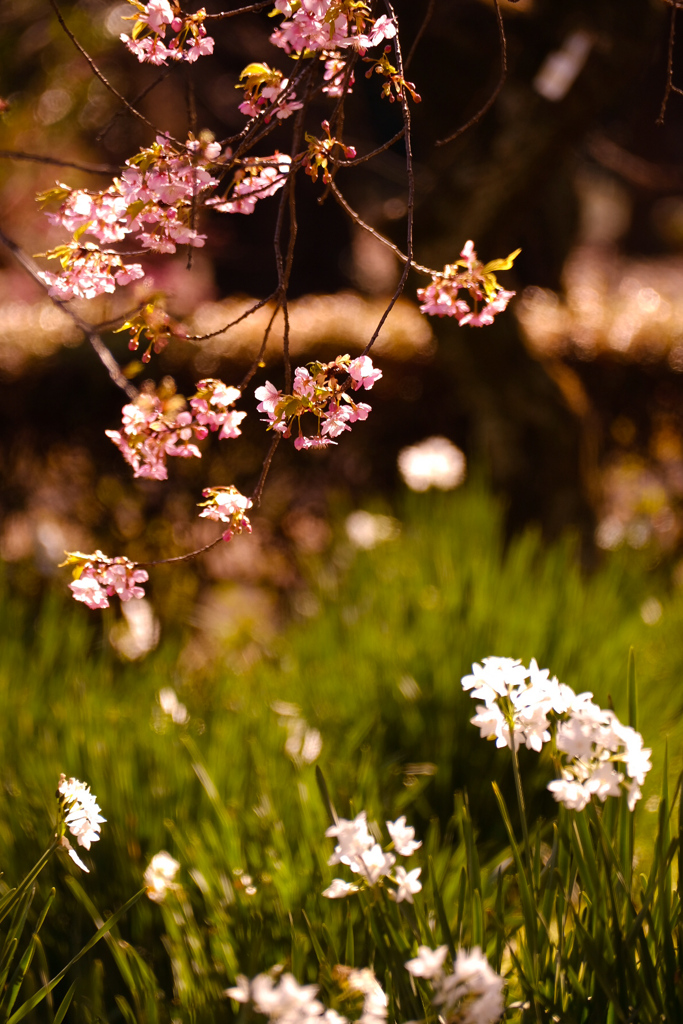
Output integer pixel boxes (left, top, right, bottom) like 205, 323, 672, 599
226, 970, 347, 1024
345, 968, 387, 1024
57, 773, 106, 872
462, 657, 652, 812
405, 945, 504, 1024
144, 850, 180, 902
322, 813, 422, 903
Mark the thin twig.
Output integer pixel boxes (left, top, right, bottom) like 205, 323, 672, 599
659, 2, 680, 124
136, 535, 224, 566
48, 0, 174, 141
96, 68, 172, 143
250, 434, 281, 507
204, 0, 272, 17
185, 292, 278, 341
405, 0, 436, 71
327, 178, 436, 276
359, 1, 415, 357
436, 0, 506, 146
334, 128, 406, 167
238, 302, 283, 390
0, 150, 119, 176
0, 227, 137, 399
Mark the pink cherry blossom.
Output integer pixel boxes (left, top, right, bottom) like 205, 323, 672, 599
64, 553, 149, 610
417, 242, 519, 327
198, 486, 253, 541
348, 355, 382, 390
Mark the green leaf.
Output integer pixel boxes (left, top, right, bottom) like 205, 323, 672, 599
429, 856, 455, 961
6, 888, 146, 1024
492, 783, 537, 956
315, 766, 338, 828
345, 906, 354, 966
52, 981, 76, 1024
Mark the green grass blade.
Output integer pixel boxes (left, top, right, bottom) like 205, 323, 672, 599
52, 981, 76, 1024
6, 888, 146, 1024
429, 856, 455, 961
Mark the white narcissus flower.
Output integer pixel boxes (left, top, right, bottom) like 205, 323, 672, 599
386, 816, 422, 856
405, 944, 449, 979
322, 878, 358, 899
144, 850, 181, 902
357, 844, 395, 885
326, 812, 374, 870
434, 947, 504, 1024
225, 975, 250, 1002
389, 866, 422, 904
58, 774, 106, 851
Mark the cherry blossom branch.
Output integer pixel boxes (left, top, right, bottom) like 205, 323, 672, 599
0, 150, 119, 176
326, 178, 436, 277
404, 0, 436, 71
335, 128, 406, 167
436, 0, 506, 146
658, 1, 683, 123
204, 1, 273, 18
238, 302, 283, 390
185, 292, 279, 341
135, 535, 225, 567
250, 434, 281, 507
48, 0, 176, 142
0, 226, 137, 399
95, 69, 172, 144
357, 0, 415, 357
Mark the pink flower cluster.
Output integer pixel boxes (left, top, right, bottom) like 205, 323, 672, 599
321, 53, 355, 96
207, 154, 291, 216
38, 243, 144, 301
236, 63, 303, 122
197, 486, 253, 541
255, 354, 380, 450
190, 379, 247, 440
417, 240, 520, 327
64, 551, 149, 610
117, 135, 221, 253
106, 377, 244, 480
39, 135, 222, 298
270, 1, 396, 56
120, 1, 214, 65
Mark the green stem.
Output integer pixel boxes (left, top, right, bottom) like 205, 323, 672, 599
509, 732, 533, 886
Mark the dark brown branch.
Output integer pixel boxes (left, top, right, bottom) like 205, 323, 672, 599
136, 535, 224, 567
48, 0, 174, 141
405, 0, 436, 71
327, 179, 436, 276
96, 69, 172, 143
185, 292, 278, 341
250, 434, 281, 507
360, 1, 415, 357
334, 128, 406, 167
0, 227, 137, 399
204, 0, 272, 18
239, 302, 283, 391
658, 2, 680, 124
0, 150, 119, 176
436, 0, 506, 146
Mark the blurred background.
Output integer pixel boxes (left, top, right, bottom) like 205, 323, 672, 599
3, 0, 683, 1016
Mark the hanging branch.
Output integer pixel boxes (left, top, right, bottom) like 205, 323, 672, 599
436, 0, 506, 147
0, 227, 137, 399
0, 151, 119, 175
48, 0, 175, 141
